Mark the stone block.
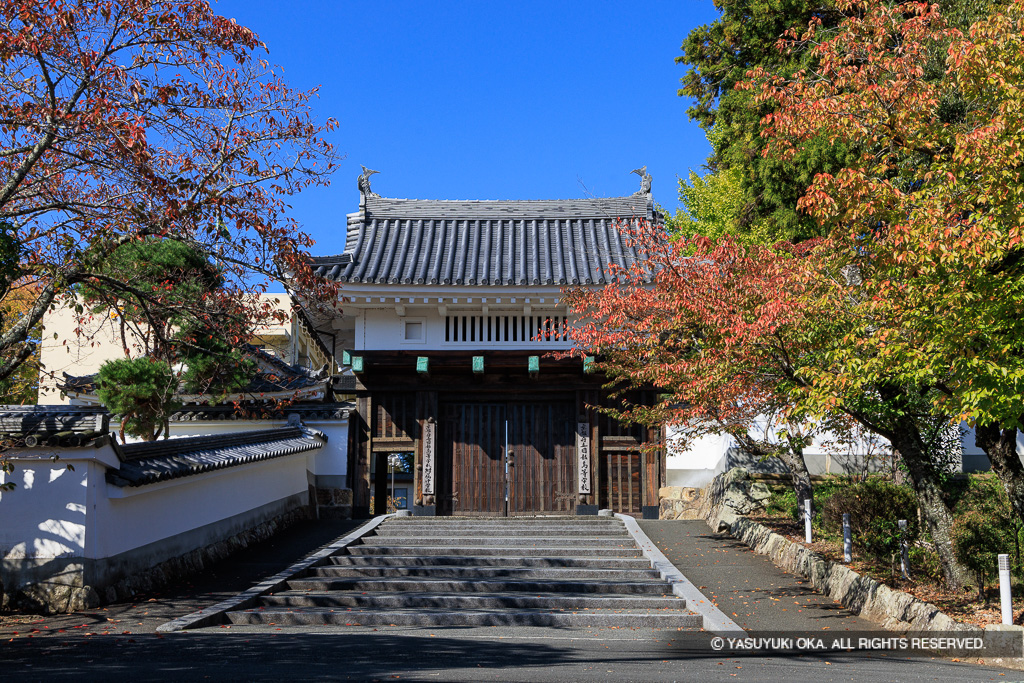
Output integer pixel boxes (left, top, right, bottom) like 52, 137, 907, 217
659, 486, 682, 500
658, 486, 705, 520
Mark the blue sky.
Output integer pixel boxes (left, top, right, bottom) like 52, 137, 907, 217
213, 1, 721, 257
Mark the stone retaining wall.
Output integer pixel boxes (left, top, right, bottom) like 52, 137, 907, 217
692, 468, 972, 632
1, 507, 310, 614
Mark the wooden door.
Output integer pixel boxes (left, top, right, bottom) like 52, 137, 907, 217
443, 403, 507, 517
440, 401, 576, 516
507, 402, 575, 515
599, 450, 642, 514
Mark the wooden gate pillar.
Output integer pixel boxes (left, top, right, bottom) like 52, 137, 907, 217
641, 391, 663, 519
352, 393, 372, 518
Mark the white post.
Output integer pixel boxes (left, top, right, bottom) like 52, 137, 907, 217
1000, 554, 1013, 625
843, 513, 852, 563
898, 519, 910, 580
804, 498, 812, 544
387, 453, 402, 513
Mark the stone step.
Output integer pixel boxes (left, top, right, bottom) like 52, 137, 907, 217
342, 545, 644, 558
356, 536, 636, 547
326, 555, 652, 569
307, 565, 661, 580
258, 590, 685, 611
227, 606, 703, 628
385, 517, 618, 523
286, 576, 670, 594
373, 526, 629, 537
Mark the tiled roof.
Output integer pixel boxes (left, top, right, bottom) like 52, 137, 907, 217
168, 402, 352, 421
107, 426, 327, 487
0, 405, 109, 447
58, 346, 328, 400
312, 194, 658, 286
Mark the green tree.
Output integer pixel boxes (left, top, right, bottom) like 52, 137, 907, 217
678, 0, 857, 241
678, 0, 1004, 242
668, 128, 747, 241
85, 238, 257, 441
746, 0, 1024, 579
95, 357, 178, 443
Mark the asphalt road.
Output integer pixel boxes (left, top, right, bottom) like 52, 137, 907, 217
1, 625, 1012, 682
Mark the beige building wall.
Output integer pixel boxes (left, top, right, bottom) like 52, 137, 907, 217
38, 299, 135, 403
38, 293, 302, 405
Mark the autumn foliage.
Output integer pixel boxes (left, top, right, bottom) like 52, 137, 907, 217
564, 220, 824, 436
0, 0, 340, 384
572, 0, 1024, 587
747, 0, 1024, 427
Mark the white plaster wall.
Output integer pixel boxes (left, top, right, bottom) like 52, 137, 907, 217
665, 430, 732, 487
961, 424, 1024, 456
91, 453, 310, 559
665, 420, 901, 488
0, 454, 95, 560
0, 443, 314, 563
664, 418, 1012, 487
359, 305, 573, 351
307, 422, 349, 477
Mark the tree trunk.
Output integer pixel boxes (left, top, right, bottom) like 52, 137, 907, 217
975, 422, 1024, 526
778, 439, 814, 518
734, 430, 814, 517
888, 416, 970, 589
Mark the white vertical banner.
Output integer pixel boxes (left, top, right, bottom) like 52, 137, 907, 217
422, 421, 436, 496
576, 421, 591, 494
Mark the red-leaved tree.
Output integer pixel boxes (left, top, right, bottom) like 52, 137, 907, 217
743, 0, 1024, 584
562, 220, 857, 519
0, 0, 340, 384
565, 215, 973, 586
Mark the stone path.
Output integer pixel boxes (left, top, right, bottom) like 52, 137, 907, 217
639, 519, 879, 632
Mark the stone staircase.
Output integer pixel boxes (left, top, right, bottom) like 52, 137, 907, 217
225, 516, 704, 628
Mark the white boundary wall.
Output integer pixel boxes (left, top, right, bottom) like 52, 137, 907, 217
0, 438, 323, 599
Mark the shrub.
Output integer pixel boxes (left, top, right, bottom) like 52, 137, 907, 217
822, 477, 920, 562
95, 357, 178, 441
951, 475, 1021, 598
764, 477, 855, 535
764, 487, 798, 519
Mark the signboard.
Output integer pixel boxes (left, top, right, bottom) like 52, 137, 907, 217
576, 421, 591, 494
422, 420, 436, 495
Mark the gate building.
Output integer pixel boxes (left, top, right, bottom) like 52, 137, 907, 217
310, 172, 665, 518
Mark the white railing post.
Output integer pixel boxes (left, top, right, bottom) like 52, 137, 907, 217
843, 513, 852, 562
898, 519, 910, 580
804, 498, 812, 543
1000, 554, 1013, 625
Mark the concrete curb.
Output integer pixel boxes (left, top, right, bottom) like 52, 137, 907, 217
616, 513, 744, 636
156, 514, 395, 632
